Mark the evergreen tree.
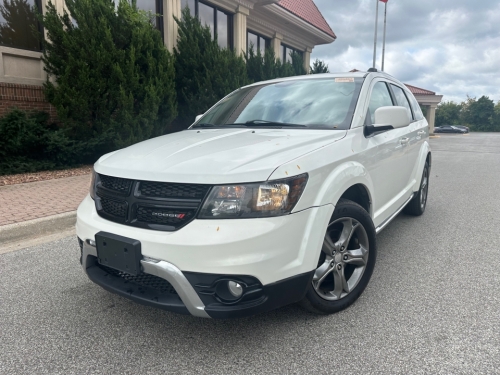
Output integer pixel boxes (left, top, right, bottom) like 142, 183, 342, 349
41, 0, 176, 160
310, 58, 329, 74
245, 46, 305, 83
174, 7, 249, 128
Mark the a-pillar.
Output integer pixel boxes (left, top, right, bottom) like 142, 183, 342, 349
271, 32, 283, 61
303, 47, 312, 74
426, 104, 437, 135
233, 5, 250, 56
163, 0, 181, 52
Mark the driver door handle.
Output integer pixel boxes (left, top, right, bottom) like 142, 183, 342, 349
400, 137, 410, 146
417, 131, 426, 136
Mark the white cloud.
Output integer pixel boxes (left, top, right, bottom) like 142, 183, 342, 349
312, 0, 500, 103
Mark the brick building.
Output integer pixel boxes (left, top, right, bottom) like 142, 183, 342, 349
0, 0, 336, 117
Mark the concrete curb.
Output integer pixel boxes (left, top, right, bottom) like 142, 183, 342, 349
0, 211, 76, 247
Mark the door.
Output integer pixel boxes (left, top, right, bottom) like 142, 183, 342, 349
363, 81, 412, 225
390, 84, 426, 190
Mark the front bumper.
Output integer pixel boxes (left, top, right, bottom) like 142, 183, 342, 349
81, 240, 314, 319
77, 195, 333, 318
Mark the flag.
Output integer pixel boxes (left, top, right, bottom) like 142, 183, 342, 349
380, 0, 388, 3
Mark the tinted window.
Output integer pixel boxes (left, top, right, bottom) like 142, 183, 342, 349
247, 30, 268, 55
367, 82, 393, 124
281, 44, 302, 64
0, 0, 42, 51
216, 10, 228, 48
181, 0, 231, 49
198, 2, 214, 38
391, 84, 413, 120
196, 78, 364, 130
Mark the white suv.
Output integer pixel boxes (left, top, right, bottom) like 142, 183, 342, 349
77, 71, 431, 319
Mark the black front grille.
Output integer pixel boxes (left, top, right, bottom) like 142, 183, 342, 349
138, 181, 210, 199
95, 174, 211, 231
99, 195, 128, 218
100, 175, 133, 195
98, 264, 177, 295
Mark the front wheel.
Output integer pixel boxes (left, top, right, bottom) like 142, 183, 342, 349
299, 199, 377, 315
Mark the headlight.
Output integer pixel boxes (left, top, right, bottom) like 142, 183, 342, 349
89, 169, 97, 200
198, 174, 308, 219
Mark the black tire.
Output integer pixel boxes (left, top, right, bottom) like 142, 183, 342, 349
404, 161, 429, 216
299, 199, 377, 315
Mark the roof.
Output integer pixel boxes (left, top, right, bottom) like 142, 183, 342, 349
277, 0, 336, 39
405, 84, 436, 96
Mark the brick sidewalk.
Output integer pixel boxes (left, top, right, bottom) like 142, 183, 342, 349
0, 174, 91, 226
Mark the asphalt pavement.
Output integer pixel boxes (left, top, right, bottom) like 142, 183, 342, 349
1, 133, 500, 375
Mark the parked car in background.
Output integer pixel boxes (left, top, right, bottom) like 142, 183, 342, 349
452, 125, 469, 133
435, 125, 468, 134
77, 71, 431, 319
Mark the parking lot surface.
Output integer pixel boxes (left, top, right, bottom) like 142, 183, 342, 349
1, 133, 499, 374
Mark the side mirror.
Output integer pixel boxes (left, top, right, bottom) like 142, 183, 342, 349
195, 114, 204, 123
374, 106, 411, 129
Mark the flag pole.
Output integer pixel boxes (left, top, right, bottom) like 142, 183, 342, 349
372, 0, 379, 69
381, 1, 388, 71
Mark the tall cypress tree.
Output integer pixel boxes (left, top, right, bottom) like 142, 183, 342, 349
174, 7, 249, 128
41, 0, 176, 160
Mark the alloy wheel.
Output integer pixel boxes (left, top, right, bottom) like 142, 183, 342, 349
312, 218, 370, 301
420, 166, 429, 211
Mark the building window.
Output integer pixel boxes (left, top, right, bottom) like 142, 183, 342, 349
247, 30, 268, 55
114, 0, 163, 30
281, 43, 303, 64
181, 0, 232, 49
0, 0, 43, 51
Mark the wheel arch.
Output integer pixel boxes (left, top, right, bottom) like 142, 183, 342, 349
413, 141, 432, 191
299, 161, 375, 218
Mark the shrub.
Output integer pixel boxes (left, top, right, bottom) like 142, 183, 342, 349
40, 0, 177, 160
0, 109, 80, 175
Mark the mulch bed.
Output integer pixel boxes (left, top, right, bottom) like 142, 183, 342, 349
0, 166, 93, 187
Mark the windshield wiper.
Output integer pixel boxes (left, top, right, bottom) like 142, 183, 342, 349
242, 120, 307, 128
191, 123, 251, 129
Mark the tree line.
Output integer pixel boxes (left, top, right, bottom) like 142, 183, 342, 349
436, 96, 500, 132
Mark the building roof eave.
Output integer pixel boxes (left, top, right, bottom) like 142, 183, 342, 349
265, 3, 336, 45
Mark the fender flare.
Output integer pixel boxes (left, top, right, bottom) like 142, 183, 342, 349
312, 161, 375, 217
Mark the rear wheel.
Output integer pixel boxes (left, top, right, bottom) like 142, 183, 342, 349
299, 199, 377, 314
404, 161, 429, 216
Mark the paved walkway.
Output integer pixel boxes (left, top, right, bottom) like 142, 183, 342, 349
0, 174, 91, 226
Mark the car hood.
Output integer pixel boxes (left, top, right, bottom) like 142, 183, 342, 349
95, 128, 346, 184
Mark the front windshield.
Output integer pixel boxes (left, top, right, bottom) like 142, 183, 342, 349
194, 77, 364, 130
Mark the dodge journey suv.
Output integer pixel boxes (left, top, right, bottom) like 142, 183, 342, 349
77, 71, 431, 319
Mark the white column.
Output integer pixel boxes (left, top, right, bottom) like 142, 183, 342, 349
163, 0, 181, 52
271, 32, 283, 61
303, 47, 312, 74
426, 104, 437, 135
233, 5, 250, 56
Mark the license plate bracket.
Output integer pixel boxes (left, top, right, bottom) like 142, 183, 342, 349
95, 232, 142, 276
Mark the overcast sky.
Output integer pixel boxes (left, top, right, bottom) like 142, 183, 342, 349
312, 0, 500, 103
